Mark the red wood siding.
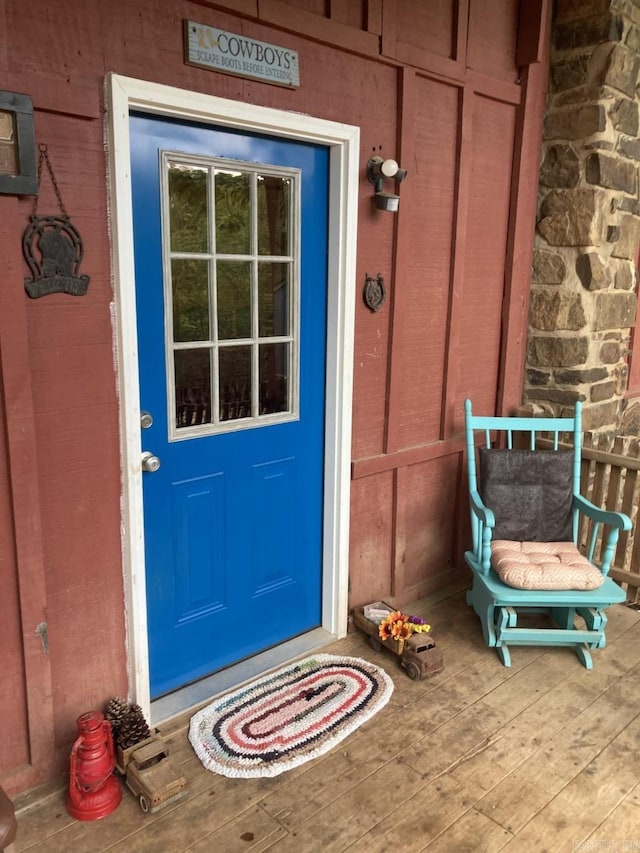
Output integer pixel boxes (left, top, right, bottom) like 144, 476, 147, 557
352, 1, 548, 609
0, 390, 29, 774
348, 473, 394, 606
388, 75, 460, 451
467, 0, 520, 82
453, 95, 517, 427
393, 0, 457, 60
396, 456, 460, 594
25, 112, 127, 754
280, 0, 327, 15
0, 202, 56, 793
0, 0, 550, 792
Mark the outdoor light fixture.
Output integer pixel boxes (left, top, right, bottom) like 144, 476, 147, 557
367, 156, 407, 212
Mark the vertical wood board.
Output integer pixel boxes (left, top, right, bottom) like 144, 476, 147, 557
497, 3, 550, 414
351, 62, 399, 460
467, 0, 520, 82
0, 199, 55, 793
348, 472, 394, 607
516, 0, 547, 66
395, 454, 461, 594
329, 0, 367, 29
6, 0, 103, 80
441, 84, 473, 441
280, 0, 326, 14
24, 111, 128, 745
366, 0, 382, 34
0, 387, 30, 775
389, 75, 460, 450
452, 94, 517, 425
393, 0, 456, 61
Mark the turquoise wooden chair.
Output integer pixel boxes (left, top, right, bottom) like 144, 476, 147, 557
464, 399, 631, 668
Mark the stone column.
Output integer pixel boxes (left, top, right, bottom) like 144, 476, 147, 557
528, 0, 640, 433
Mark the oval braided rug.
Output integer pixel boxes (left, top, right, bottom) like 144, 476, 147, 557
188, 654, 394, 778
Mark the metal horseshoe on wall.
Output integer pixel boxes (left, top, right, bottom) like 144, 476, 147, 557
22, 143, 91, 298
363, 272, 386, 313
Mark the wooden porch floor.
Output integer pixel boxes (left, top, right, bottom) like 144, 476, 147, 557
13, 584, 640, 852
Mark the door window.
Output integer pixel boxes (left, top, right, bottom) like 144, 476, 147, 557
162, 153, 299, 439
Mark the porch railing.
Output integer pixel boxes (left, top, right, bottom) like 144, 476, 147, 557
535, 432, 640, 601
578, 433, 640, 603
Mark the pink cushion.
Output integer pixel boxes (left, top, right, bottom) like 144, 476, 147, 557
490, 540, 605, 591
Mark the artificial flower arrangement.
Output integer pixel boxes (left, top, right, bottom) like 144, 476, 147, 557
378, 610, 431, 643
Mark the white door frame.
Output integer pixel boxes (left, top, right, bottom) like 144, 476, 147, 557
105, 73, 358, 720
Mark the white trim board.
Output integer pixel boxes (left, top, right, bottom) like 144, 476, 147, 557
105, 73, 358, 722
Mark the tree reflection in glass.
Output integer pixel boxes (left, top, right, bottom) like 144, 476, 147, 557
260, 343, 289, 414
258, 176, 290, 256
175, 349, 212, 427
215, 170, 250, 255
172, 259, 209, 342
169, 165, 208, 253
217, 261, 251, 340
166, 158, 295, 430
219, 346, 251, 421
258, 262, 289, 338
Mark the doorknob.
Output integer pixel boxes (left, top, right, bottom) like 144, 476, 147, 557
141, 451, 161, 473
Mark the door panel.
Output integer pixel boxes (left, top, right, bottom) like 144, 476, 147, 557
130, 113, 328, 698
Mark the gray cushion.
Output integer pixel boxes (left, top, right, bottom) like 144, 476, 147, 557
479, 448, 574, 542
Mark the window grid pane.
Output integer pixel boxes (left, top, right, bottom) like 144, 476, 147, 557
168, 165, 208, 254
171, 258, 210, 342
164, 154, 297, 438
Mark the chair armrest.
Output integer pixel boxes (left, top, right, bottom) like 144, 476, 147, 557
469, 491, 495, 573
573, 495, 632, 531
573, 494, 632, 574
469, 490, 496, 528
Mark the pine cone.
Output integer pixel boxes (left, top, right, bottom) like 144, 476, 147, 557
105, 696, 130, 739
116, 704, 151, 749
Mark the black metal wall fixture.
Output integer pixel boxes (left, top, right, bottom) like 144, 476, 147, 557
366, 156, 407, 212
0, 91, 37, 196
22, 144, 90, 298
363, 272, 386, 312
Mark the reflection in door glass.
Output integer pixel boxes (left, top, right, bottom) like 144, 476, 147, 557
175, 349, 212, 427
260, 343, 289, 414
165, 155, 297, 435
258, 176, 290, 256
219, 346, 252, 421
217, 261, 251, 340
168, 165, 208, 253
172, 259, 210, 342
258, 262, 289, 337
215, 171, 250, 255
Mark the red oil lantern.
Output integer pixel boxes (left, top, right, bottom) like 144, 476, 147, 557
66, 711, 122, 820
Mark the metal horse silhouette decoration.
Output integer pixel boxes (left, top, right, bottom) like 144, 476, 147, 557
22, 143, 90, 298
23, 215, 90, 297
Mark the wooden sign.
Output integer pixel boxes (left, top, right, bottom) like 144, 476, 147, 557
184, 21, 300, 88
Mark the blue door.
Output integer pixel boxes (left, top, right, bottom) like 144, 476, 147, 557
130, 113, 328, 698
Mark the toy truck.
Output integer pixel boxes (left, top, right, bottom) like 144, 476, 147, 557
353, 602, 444, 681
116, 734, 188, 814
